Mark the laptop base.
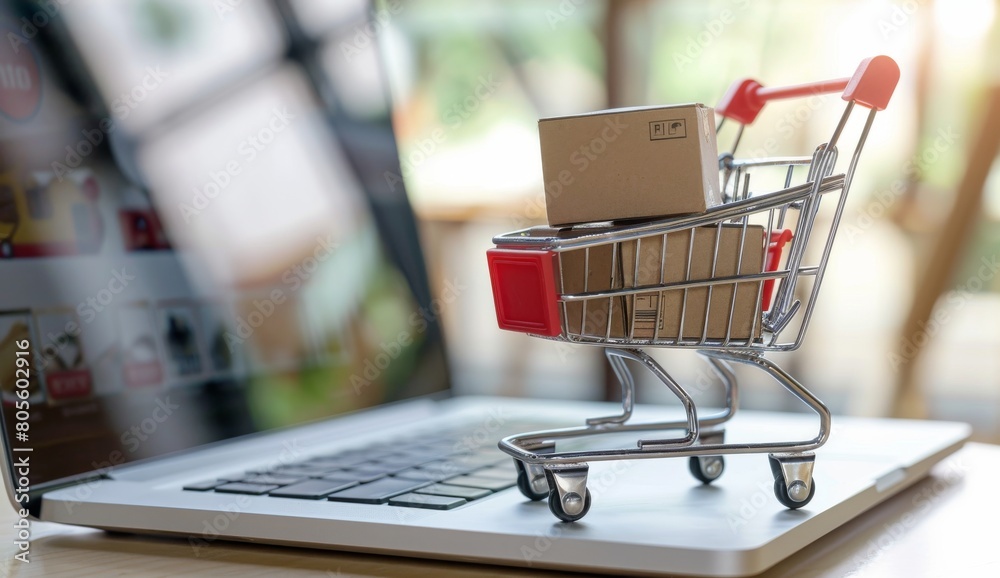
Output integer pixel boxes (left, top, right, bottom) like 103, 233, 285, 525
37, 398, 970, 577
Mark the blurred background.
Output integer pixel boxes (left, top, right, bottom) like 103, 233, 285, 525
3, 0, 999, 481
380, 0, 1000, 442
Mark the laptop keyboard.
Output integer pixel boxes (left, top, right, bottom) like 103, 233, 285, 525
182, 420, 549, 511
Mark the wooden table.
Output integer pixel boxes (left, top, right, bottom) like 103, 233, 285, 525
2, 443, 998, 577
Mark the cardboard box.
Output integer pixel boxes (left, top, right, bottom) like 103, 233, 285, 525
561, 243, 628, 338
539, 104, 722, 226
560, 225, 764, 341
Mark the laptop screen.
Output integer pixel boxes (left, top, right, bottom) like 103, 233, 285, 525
0, 1, 449, 491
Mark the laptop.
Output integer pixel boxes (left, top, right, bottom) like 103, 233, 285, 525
0, 1, 969, 576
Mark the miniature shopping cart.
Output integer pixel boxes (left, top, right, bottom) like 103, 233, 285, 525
486, 56, 899, 522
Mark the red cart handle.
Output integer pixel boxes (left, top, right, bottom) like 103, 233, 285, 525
716, 55, 899, 125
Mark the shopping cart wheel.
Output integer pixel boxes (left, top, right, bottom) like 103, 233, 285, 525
690, 429, 726, 484
548, 487, 592, 523
544, 465, 591, 523
688, 456, 725, 484
768, 453, 816, 509
773, 477, 816, 509
514, 459, 548, 501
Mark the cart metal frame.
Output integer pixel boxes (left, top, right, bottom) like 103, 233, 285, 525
486, 56, 900, 521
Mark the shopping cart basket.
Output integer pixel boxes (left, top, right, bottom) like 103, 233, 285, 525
486, 56, 899, 522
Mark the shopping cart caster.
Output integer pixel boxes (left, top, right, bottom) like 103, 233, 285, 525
768, 453, 816, 509
512, 441, 554, 501
544, 464, 591, 522
514, 459, 549, 501
689, 456, 725, 484
689, 429, 726, 484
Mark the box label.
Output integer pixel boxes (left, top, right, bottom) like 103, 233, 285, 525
633, 294, 663, 332
649, 119, 686, 141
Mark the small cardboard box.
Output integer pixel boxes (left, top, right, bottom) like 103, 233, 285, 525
539, 104, 722, 227
561, 225, 764, 340
560, 243, 628, 338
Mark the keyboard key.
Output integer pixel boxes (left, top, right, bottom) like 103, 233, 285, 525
270, 467, 339, 478
183, 480, 222, 491
399, 442, 455, 456
415, 483, 492, 500
217, 472, 254, 481
388, 493, 466, 510
472, 447, 508, 460
389, 455, 443, 468
469, 466, 517, 482
413, 460, 472, 479
373, 456, 437, 470
420, 459, 482, 477
326, 470, 386, 484
451, 454, 508, 469
337, 452, 392, 468
349, 463, 411, 475
393, 469, 452, 483
332, 454, 381, 467
305, 456, 370, 469
327, 478, 431, 504
269, 479, 358, 499
412, 443, 463, 456
244, 475, 306, 486
444, 475, 516, 491
215, 482, 279, 495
